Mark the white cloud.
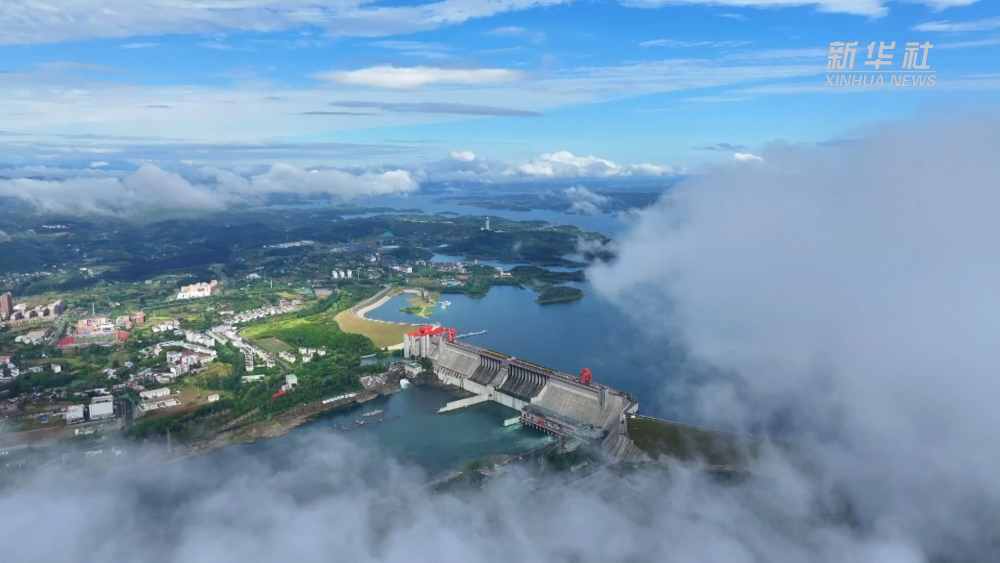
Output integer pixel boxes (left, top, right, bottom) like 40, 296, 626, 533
0, 0, 573, 45
368, 40, 453, 59
450, 150, 477, 161
487, 26, 528, 36
914, 16, 1000, 32
590, 111, 1000, 560
733, 152, 763, 162
0, 0, 978, 45
313, 65, 524, 89
486, 25, 546, 43
563, 186, 610, 215
511, 151, 673, 178
384, 150, 676, 183
90, 161, 109, 168
0, 162, 417, 215
119, 42, 159, 49
621, 0, 979, 17
937, 36, 1000, 49
639, 39, 750, 48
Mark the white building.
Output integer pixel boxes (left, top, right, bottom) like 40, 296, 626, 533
51, 364, 62, 373
89, 396, 114, 420
140, 387, 171, 400
241, 375, 265, 382
332, 270, 340, 279
207, 394, 220, 402
65, 404, 85, 424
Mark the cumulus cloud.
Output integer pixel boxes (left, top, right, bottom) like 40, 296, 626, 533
563, 186, 610, 215
511, 151, 673, 178
405, 150, 674, 182
590, 111, 1000, 560
450, 150, 477, 161
0, 162, 417, 215
89, 161, 109, 168
733, 152, 763, 162
313, 65, 524, 89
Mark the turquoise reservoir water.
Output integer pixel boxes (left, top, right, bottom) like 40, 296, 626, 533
367, 284, 673, 416
221, 384, 552, 479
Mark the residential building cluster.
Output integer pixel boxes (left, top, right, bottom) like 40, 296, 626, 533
207, 325, 277, 371
150, 319, 181, 333
113, 311, 146, 330
265, 240, 314, 249
176, 280, 218, 300
220, 299, 301, 325
331, 269, 353, 279
428, 261, 467, 273
276, 346, 326, 364
0, 292, 66, 324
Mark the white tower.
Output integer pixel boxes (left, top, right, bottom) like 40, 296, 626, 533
485, 217, 490, 231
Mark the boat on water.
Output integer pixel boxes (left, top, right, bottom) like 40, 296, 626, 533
439, 300, 452, 308
362, 409, 385, 417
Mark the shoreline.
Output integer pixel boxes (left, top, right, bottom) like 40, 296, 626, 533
178, 375, 470, 461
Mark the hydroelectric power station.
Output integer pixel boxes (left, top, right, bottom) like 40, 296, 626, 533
404, 325, 649, 463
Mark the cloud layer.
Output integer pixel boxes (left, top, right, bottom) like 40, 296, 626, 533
0, 162, 417, 214
314, 65, 524, 89
0, 0, 981, 45
0, 149, 673, 214
590, 110, 1000, 560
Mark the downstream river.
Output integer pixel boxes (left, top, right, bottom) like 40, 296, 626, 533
214, 384, 552, 480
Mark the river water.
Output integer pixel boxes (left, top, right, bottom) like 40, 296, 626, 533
367, 283, 674, 416
218, 384, 552, 479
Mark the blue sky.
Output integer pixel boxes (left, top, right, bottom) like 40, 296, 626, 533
0, 0, 998, 184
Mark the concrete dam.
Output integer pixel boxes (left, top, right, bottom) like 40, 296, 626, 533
404, 326, 649, 463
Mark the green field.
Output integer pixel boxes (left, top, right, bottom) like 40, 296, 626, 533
241, 293, 378, 355
256, 337, 293, 354
627, 417, 762, 466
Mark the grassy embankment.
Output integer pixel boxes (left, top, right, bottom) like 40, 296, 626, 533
627, 417, 765, 466
333, 310, 418, 349
329, 288, 421, 349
